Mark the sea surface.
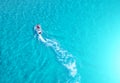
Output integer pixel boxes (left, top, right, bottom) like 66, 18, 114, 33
0, 0, 120, 83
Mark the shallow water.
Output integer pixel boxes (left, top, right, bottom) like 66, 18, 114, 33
0, 0, 120, 83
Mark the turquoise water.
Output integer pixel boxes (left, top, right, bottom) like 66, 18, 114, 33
0, 0, 120, 83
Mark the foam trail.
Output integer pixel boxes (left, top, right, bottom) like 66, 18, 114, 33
38, 34, 77, 77
38, 34, 46, 43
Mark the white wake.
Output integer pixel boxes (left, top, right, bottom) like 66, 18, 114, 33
38, 34, 77, 77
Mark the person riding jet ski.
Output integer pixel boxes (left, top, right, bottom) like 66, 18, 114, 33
34, 24, 42, 34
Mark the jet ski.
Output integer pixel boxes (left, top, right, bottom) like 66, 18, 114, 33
34, 24, 42, 34
34, 24, 46, 43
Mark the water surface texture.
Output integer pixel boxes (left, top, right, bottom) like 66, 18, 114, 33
0, 0, 120, 83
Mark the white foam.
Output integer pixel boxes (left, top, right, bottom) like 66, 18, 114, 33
63, 61, 77, 77
38, 34, 78, 77
38, 34, 46, 43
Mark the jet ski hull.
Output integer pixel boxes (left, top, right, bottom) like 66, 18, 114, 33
34, 25, 42, 34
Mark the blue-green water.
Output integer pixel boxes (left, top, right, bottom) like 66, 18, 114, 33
0, 0, 120, 83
